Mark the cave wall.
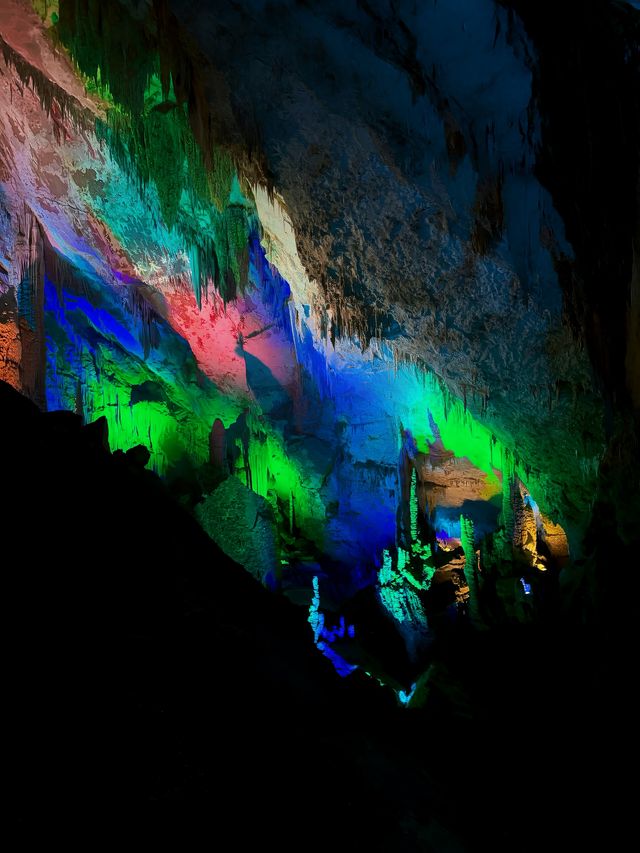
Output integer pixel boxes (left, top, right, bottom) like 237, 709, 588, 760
1, 0, 638, 641
162, 0, 621, 539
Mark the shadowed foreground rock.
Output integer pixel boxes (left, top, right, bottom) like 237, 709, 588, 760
3, 379, 629, 847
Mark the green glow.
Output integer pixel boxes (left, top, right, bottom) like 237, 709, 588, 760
57, 2, 255, 304
379, 547, 427, 626
416, 372, 501, 488
410, 468, 418, 541
460, 516, 475, 569
500, 450, 516, 534
45, 291, 242, 476
93, 76, 253, 303
232, 411, 327, 547
76, 367, 238, 476
392, 365, 556, 519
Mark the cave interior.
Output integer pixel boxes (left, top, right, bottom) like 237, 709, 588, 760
2, 0, 639, 845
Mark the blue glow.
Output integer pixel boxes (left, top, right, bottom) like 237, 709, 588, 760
308, 576, 357, 677
520, 577, 532, 596
433, 516, 462, 540
249, 235, 292, 329
397, 683, 417, 706
44, 277, 142, 356
523, 493, 540, 513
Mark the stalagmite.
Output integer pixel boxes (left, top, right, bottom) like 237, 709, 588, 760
460, 514, 484, 628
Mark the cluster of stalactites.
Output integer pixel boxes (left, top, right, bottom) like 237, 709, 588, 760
56, 0, 254, 306
0, 30, 90, 141
379, 548, 431, 621
225, 409, 325, 546
294, 286, 403, 356
3, 204, 112, 407
8, 207, 103, 406
12, 210, 46, 407
57, 1, 157, 116
494, 460, 570, 573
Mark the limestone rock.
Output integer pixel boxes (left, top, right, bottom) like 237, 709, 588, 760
196, 475, 278, 583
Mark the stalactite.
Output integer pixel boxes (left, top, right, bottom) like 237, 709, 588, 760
42, 270, 235, 475
57, 0, 157, 116
122, 285, 160, 359
56, 3, 254, 306
515, 489, 538, 563
42, 241, 91, 297
0, 32, 90, 136
460, 514, 483, 628
500, 448, 516, 543
379, 547, 429, 659
232, 410, 327, 547
410, 467, 418, 542
13, 210, 47, 409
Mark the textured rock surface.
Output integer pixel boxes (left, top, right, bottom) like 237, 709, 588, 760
1, 2, 637, 836
0, 0, 637, 651
165, 0, 621, 536
196, 475, 278, 583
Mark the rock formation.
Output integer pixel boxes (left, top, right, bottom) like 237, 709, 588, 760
0, 0, 638, 837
